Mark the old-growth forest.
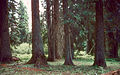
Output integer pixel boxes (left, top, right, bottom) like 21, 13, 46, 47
0, 0, 120, 75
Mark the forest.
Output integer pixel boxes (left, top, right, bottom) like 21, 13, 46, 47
0, 0, 120, 75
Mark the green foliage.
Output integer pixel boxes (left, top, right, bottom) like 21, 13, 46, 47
18, 0, 29, 43
74, 51, 94, 59
8, 0, 20, 46
11, 42, 48, 57
15, 54, 32, 63
44, 44, 48, 56
8, 0, 29, 46
62, 0, 96, 52
12, 43, 32, 54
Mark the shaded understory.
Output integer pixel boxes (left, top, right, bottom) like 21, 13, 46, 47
0, 53, 120, 75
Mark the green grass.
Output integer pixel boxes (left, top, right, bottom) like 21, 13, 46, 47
0, 53, 120, 75
2, 43, 119, 75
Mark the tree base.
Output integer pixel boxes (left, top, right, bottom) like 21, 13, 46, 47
47, 58, 55, 62
27, 54, 47, 67
93, 62, 107, 68
64, 60, 74, 65
0, 57, 12, 64
26, 55, 36, 64
35, 56, 48, 67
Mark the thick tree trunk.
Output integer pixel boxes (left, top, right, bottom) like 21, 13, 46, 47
47, 0, 55, 61
69, 1, 75, 59
53, 0, 64, 59
63, 0, 74, 65
93, 0, 107, 68
56, 23, 64, 59
27, 0, 47, 66
54, 0, 59, 59
0, 0, 12, 63
54, 0, 62, 59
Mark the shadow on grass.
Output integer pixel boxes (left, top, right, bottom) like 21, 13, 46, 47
106, 58, 120, 62
37, 64, 108, 75
0, 57, 120, 75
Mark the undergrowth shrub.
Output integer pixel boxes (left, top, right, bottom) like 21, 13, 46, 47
12, 43, 32, 54
11, 43, 48, 55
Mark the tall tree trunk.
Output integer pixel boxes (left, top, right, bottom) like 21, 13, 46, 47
93, 0, 107, 68
0, 0, 12, 63
113, 18, 120, 58
63, 0, 74, 65
108, 27, 119, 58
69, 2, 75, 59
27, 0, 47, 66
47, 0, 55, 61
54, 0, 60, 59
54, 0, 64, 59
108, 30, 114, 57
54, 0, 58, 59
108, 29, 118, 58
115, 26, 119, 58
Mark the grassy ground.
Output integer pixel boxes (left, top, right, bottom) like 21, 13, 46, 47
0, 53, 120, 75
0, 43, 119, 75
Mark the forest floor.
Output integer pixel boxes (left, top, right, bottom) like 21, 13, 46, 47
0, 53, 120, 75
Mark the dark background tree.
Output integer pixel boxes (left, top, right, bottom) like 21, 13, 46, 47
93, 0, 106, 67
105, 0, 120, 58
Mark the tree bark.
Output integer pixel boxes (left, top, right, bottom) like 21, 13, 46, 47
115, 26, 119, 58
63, 0, 74, 65
47, 0, 55, 61
0, 0, 12, 63
27, 0, 47, 66
93, 0, 107, 68
108, 27, 119, 58
53, 0, 63, 59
